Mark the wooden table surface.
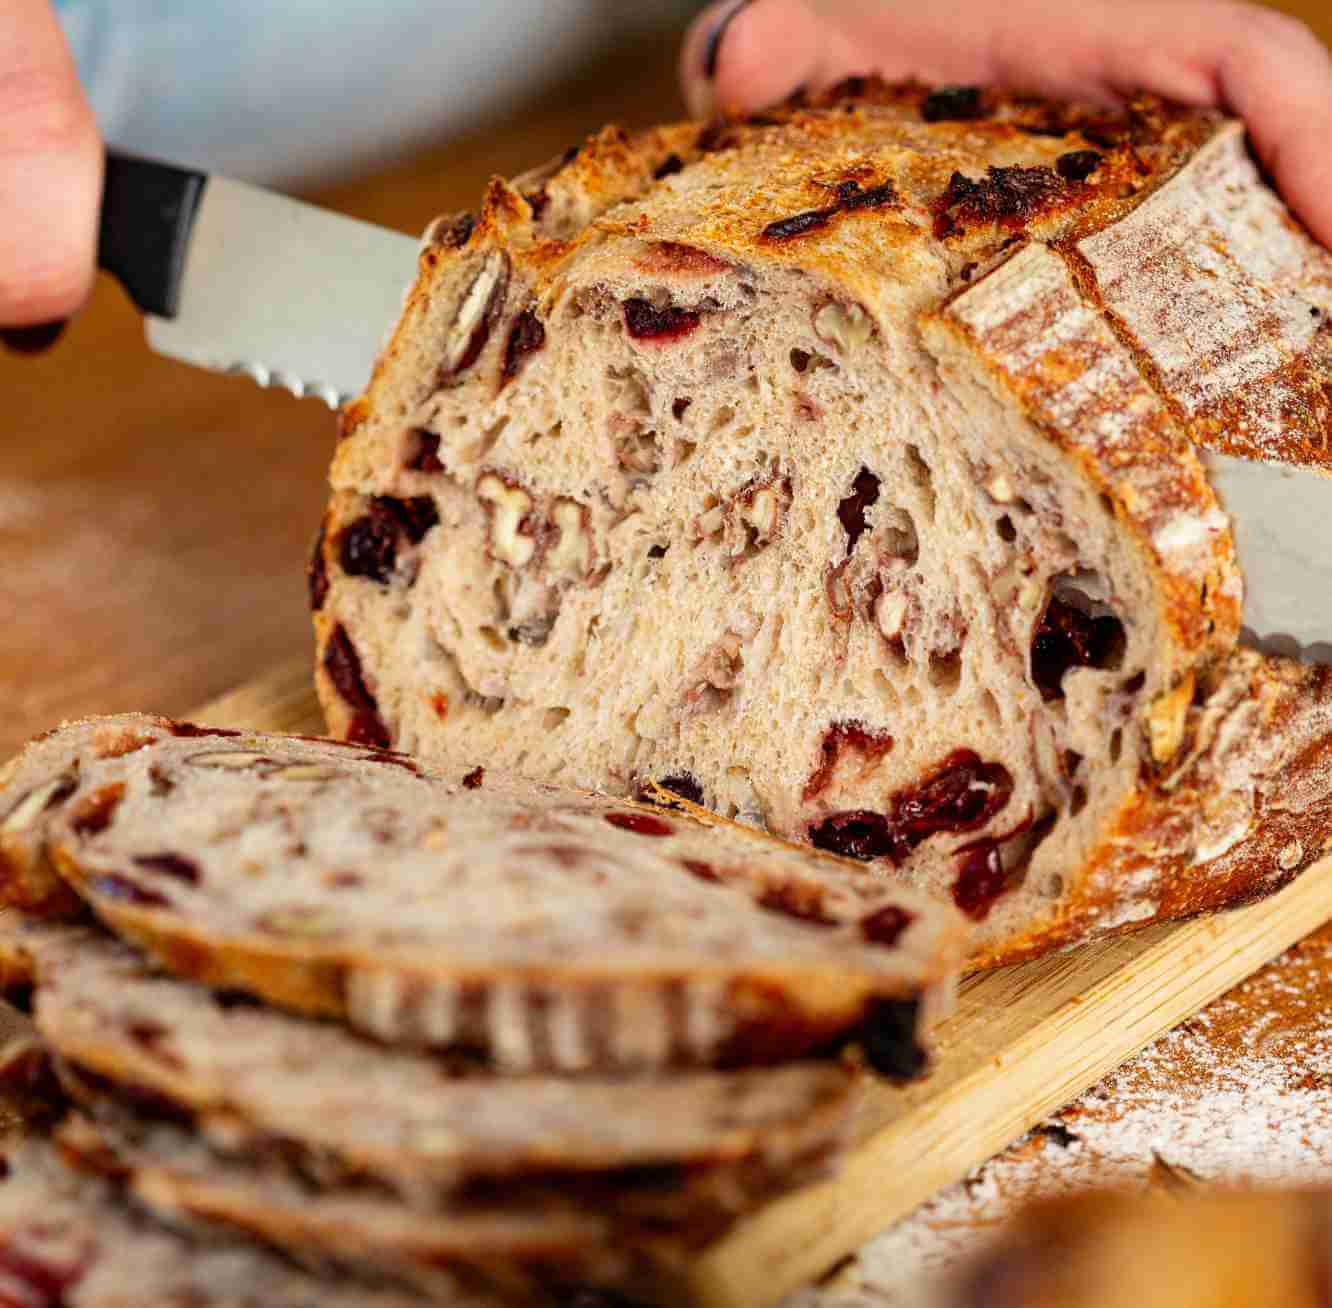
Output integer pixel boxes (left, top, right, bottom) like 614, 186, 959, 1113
4, 3, 1330, 756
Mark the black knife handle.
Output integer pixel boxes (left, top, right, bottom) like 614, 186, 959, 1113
98, 150, 208, 319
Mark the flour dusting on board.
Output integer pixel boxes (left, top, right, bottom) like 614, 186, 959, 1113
788, 925, 1332, 1306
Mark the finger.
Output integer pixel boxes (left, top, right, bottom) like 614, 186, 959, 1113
0, 0, 102, 328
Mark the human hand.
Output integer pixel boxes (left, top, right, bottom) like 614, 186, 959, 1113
680, 0, 1332, 249
0, 0, 101, 350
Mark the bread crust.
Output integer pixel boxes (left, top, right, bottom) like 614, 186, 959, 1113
313, 81, 1330, 968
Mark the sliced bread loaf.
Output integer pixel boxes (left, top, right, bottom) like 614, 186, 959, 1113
0, 715, 960, 1073
315, 81, 1332, 966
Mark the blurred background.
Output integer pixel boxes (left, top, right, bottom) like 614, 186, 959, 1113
2, 0, 1329, 757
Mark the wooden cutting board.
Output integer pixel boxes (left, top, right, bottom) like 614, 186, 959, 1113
197, 659, 1332, 1308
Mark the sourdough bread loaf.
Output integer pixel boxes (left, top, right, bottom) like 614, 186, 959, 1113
0, 715, 960, 1073
0, 1139, 437, 1308
314, 81, 1332, 967
1, 922, 854, 1220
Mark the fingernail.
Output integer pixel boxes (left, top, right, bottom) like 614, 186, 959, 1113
703, 0, 754, 80
1, 320, 68, 354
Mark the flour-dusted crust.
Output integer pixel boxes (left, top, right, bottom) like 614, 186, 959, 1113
314, 80, 1332, 967
0, 1139, 437, 1308
0, 715, 961, 1073
2, 922, 855, 1221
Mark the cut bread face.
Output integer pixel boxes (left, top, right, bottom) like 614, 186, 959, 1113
0, 715, 961, 1073
316, 82, 1332, 966
3, 923, 855, 1218
0, 1139, 435, 1308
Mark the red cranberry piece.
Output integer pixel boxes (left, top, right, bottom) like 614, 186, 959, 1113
952, 841, 1009, 920
1056, 149, 1103, 182
132, 853, 201, 886
323, 626, 391, 750
339, 511, 397, 584
761, 208, 835, 242
861, 904, 915, 947
169, 723, 242, 739
804, 722, 894, 801
932, 165, 1063, 238
0, 1242, 90, 1307
390, 496, 439, 545
836, 467, 881, 556
1031, 596, 1124, 701
502, 310, 546, 384
758, 883, 838, 927
858, 997, 927, 1081
891, 750, 1015, 856
658, 774, 704, 805
680, 859, 721, 884
624, 299, 702, 342
605, 812, 674, 837
922, 85, 985, 122
462, 767, 485, 790
308, 521, 329, 611
809, 810, 895, 862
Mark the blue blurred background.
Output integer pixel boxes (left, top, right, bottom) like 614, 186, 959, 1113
56, 0, 703, 186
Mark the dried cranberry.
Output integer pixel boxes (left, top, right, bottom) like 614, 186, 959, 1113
605, 812, 674, 837
0, 1242, 89, 1307
169, 723, 242, 739
858, 997, 927, 1081
672, 398, 692, 421
804, 722, 894, 801
922, 85, 985, 122
307, 521, 329, 611
653, 154, 685, 180
836, 466, 881, 556
889, 751, 1014, 857
809, 811, 895, 862
1031, 596, 1124, 701
463, 767, 485, 790
339, 497, 438, 584
839, 181, 899, 212
932, 165, 1063, 239
624, 299, 702, 342
323, 626, 391, 750
406, 429, 444, 473
390, 496, 439, 545
502, 309, 546, 383
761, 208, 835, 242
339, 511, 397, 584
680, 858, 720, 884
952, 841, 1009, 920
861, 904, 915, 947
89, 874, 169, 909
758, 883, 838, 927
132, 853, 201, 885
658, 774, 704, 805
69, 784, 124, 837
1056, 150, 1103, 183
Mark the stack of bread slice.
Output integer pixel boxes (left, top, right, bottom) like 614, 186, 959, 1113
0, 714, 962, 1305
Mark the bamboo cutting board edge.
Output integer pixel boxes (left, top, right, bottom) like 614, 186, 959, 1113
192, 661, 1332, 1308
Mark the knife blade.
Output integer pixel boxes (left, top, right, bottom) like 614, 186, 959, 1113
98, 151, 421, 408
1203, 451, 1332, 665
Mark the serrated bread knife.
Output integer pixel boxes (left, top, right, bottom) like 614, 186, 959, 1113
98, 150, 420, 409
97, 151, 1332, 663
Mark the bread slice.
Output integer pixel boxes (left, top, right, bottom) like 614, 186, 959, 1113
0, 714, 960, 1073
314, 80, 1332, 967
1, 922, 854, 1222
54, 1111, 669, 1304
0, 1138, 438, 1308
